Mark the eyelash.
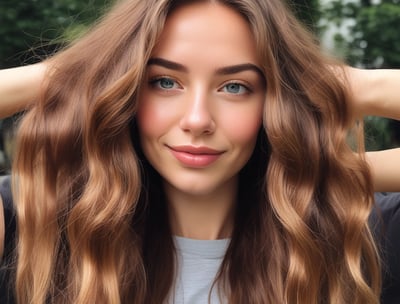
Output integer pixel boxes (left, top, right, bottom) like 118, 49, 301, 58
149, 76, 181, 90
220, 81, 252, 95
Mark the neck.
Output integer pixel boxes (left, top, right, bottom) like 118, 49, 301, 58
164, 177, 238, 240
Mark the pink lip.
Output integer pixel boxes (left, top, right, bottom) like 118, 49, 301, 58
168, 145, 224, 167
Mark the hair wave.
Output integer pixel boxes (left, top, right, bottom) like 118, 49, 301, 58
11, 0, 380, 303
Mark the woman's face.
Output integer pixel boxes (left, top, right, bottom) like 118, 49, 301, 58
137, 2, 265, 198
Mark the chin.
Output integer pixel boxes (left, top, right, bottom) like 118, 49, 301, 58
174, 184, 219, 197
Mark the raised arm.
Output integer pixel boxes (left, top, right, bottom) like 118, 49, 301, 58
0, 62, 47, 119
346, 67, 400, 192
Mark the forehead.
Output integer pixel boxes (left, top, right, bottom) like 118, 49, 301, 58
151, 2, 260, 66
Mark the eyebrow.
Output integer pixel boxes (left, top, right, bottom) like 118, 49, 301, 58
147, 57, 265, 80
147, 57, 188, 72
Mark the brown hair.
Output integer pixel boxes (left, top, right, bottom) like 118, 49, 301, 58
12, 0, 380, 303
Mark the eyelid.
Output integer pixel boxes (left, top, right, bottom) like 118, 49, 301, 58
148, 75, 183, 89
148, 75, 175, 83
220, 80, 253, 93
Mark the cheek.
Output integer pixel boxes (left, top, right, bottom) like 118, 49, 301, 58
136, 97, 173, 139
136, 102, 155, 138
222, 107, 263, 146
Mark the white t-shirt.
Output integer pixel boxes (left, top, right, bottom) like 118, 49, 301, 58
169, 236, 230, 304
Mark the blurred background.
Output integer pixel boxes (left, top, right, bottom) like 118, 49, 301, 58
0, 0, 399, 173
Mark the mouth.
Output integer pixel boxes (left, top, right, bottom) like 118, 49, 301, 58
169, 145, 223, 154
167, 145, 224, 167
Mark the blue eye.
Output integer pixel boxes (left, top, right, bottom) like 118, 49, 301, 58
151, 77, 178, 90
222, 83, 248, 94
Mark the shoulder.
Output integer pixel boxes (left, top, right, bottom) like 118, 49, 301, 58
373, 192, 400, 216
371, 192, 400, 242
371, 192, 400, 303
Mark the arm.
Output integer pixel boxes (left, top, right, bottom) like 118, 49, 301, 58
367, 148, 400, 192
0, 62, 47, 119
346, 67, 400, 192
347, 68, 400, 120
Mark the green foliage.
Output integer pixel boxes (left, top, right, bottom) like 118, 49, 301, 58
289, 0, 321, 33
325, 0, 400, 68
0, 0, 111, 68
350, 3, 400, 68
364, 117, 399, 151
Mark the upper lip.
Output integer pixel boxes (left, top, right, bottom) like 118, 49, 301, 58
168, 145, 223, 155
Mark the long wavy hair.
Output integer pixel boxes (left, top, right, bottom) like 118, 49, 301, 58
11, 0, 380, 303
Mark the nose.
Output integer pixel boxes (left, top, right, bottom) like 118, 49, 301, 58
179, 89, 215, 136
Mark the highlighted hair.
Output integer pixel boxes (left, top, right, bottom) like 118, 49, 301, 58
12, 0, 380, 303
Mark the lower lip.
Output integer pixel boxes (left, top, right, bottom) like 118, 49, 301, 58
170, 149, 221, 168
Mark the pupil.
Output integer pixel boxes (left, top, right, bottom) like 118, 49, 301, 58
228, 84, 239, 93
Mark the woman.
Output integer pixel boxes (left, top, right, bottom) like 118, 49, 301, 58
0, 0, 399, 303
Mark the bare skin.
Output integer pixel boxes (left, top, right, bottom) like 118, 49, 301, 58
0, 63, 47, 118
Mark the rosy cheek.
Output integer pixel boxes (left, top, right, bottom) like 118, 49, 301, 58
223, 110, 262, 145
136, 102, 155, 137
136, 98, 171, 138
